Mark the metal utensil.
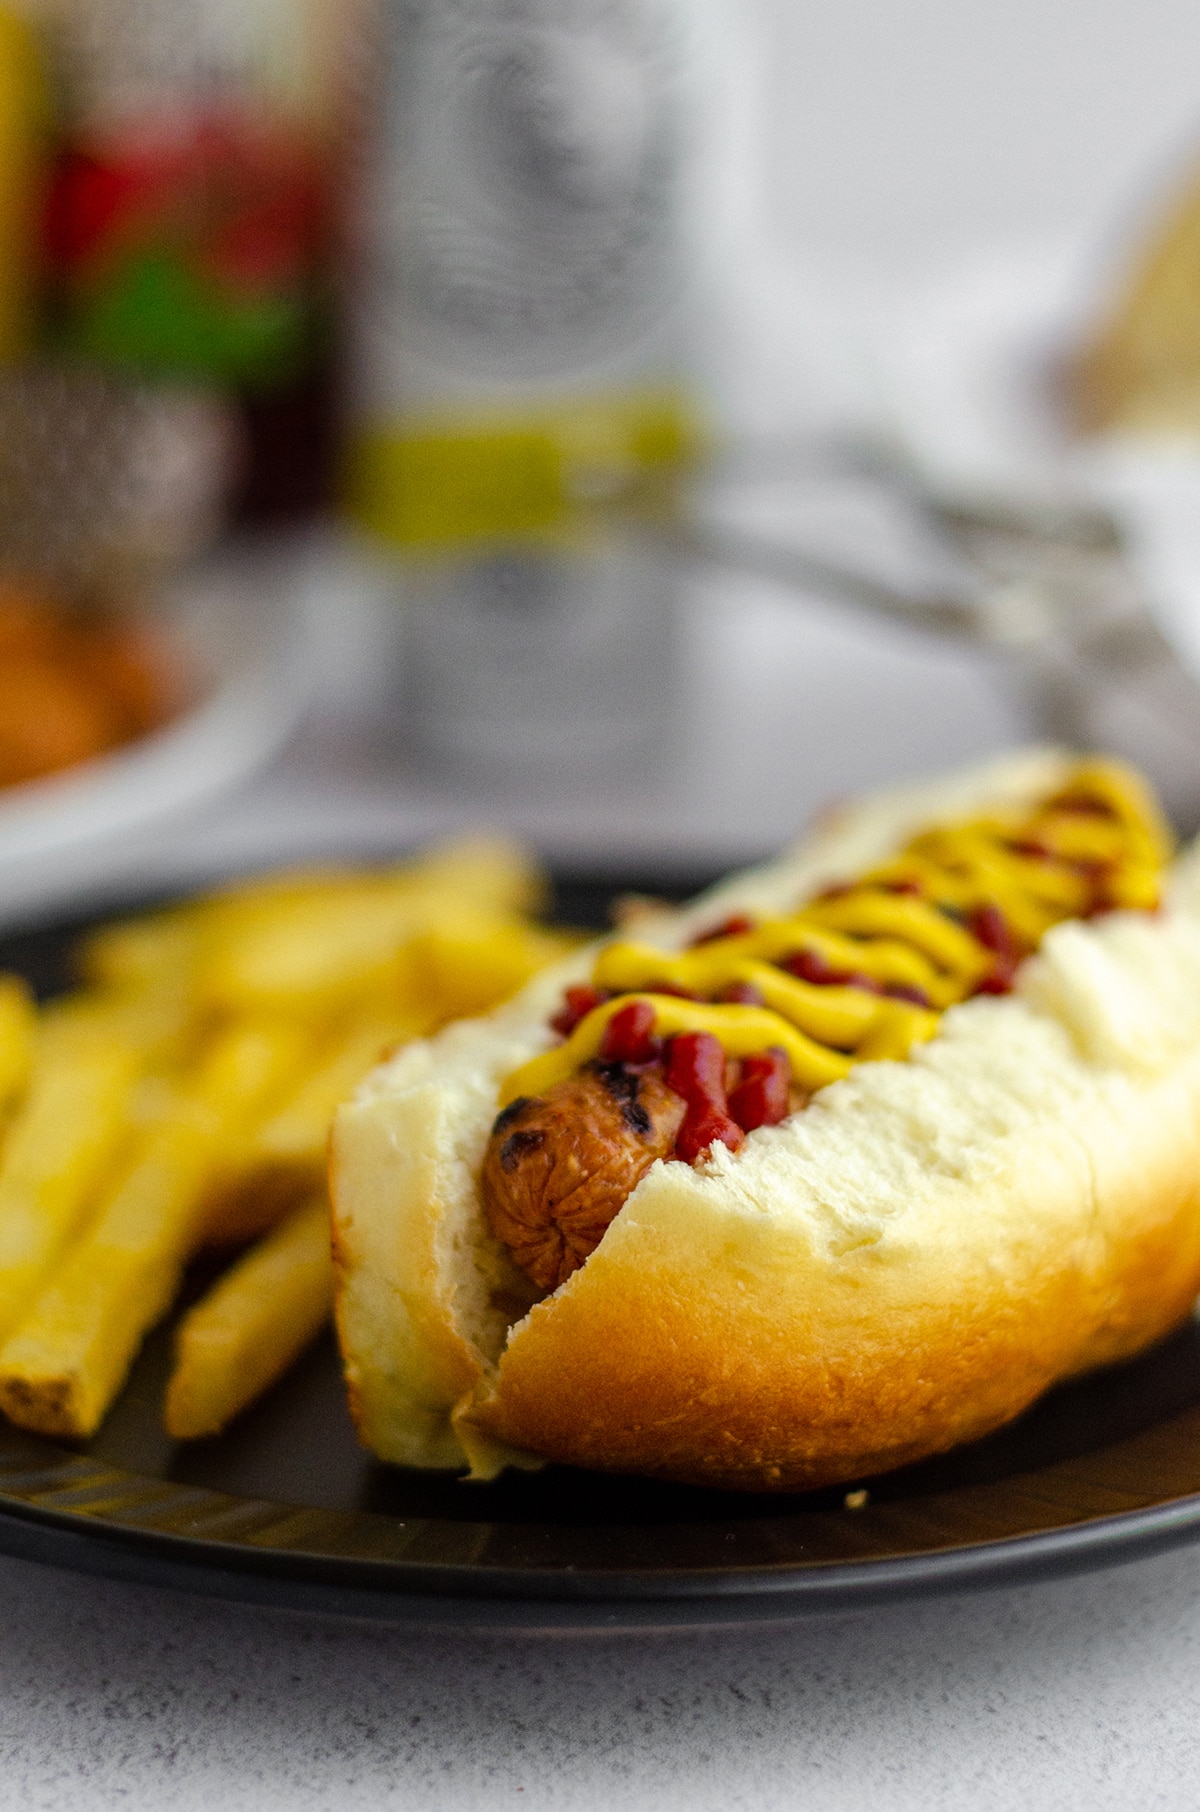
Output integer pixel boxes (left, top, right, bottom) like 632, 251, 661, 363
667, 441, 1200, 830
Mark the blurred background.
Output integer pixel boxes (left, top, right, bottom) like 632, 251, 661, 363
5, 0, 1200, 918
759, 0, 1200, 273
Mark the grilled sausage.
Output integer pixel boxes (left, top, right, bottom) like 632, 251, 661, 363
481, 1061, 685, 1291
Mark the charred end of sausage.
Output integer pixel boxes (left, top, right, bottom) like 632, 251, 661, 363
497, 1126, 546, 1172
491, 1095, 534, 1137
591, 1059, 654, 1134
481, 1061, 685, 1294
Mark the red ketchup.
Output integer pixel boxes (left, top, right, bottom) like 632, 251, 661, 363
969, 903, 1019, 994
1077, 859, 1117, 917
884, 983, 931, 1007
785, 948, 881, 994
689, 915, 754, 947
728, 1047, 791, 1133
599, 999, 660, 1064
550, 985, 608, 1038
1053, 796, 1112, 817
665, 1032, 744, 1163
718, 980, 765, 1006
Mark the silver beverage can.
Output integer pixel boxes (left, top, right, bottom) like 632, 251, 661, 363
345, 0, 706, 773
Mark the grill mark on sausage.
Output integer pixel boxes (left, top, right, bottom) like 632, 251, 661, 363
499, 1128, 545, 1172
492, 1096, 534, 1137
591, 1060, 653, 1135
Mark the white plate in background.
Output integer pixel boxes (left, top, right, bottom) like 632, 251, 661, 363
0, 539, 322, 927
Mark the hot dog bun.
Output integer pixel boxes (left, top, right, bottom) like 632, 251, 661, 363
330, 748, 1200, 1490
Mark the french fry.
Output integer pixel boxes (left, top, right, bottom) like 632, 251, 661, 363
0, 974, 35, 1119
79, 866, 381, 992
199, 1012, 422, 1246
0, 1016, 317, 1439
201, 835, 546, 916
197, 888, 440, 1017
37, 978, 196, 1072
406, 913, 581, 1023
78, 908, 204, 995
197, 916, 579, 1246
165, 1196, 332, 1440
184, 1017, 318, 1127
194, 836, 547, 1017
201, 862, 391, 917
383, 835, 547, 917
0, 1030, 142, 1344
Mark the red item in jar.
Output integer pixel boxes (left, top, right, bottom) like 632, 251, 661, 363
689, 915, 754, 947
728, 1047, 791, 1133
550, 985, 608, 1039
969, 903, 1019, 994
599, 999, 660, 1065
665, 1031, 744, 1163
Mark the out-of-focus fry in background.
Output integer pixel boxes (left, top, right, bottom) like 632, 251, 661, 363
0, 976, 35, 1115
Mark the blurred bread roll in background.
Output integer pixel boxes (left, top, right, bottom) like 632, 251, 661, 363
1072, 155, 1200, 436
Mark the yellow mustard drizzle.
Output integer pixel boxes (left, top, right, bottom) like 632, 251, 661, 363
500, 759, 1172, 1109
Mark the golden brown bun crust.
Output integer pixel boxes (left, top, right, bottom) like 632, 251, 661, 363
464, 1053, 1200, 1490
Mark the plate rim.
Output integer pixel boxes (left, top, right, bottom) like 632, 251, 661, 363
1, 1440, 1200, 1629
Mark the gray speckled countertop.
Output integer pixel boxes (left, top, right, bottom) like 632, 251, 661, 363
2, 1544, 1199, 1809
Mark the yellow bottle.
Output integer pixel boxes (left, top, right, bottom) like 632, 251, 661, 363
0, 3, 44, 362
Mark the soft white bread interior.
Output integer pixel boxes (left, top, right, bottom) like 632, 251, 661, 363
331, 748, 1200, 1489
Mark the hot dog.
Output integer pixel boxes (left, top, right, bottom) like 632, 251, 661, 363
331, 748, 1200, 1490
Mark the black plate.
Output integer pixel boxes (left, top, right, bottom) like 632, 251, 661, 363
3, 876, 1200, 1633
